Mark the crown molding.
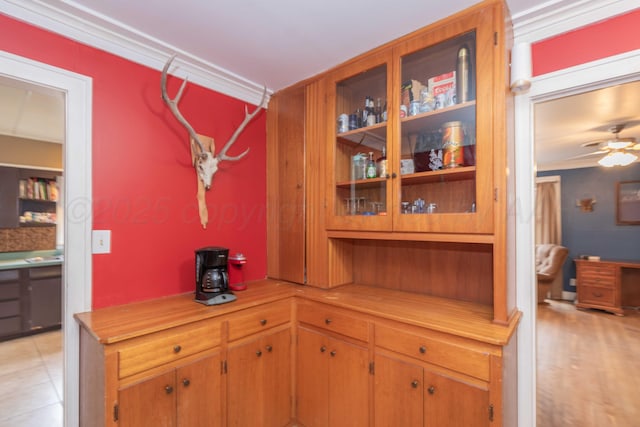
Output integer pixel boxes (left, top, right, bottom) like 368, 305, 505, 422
0, 0, 271, 106
512, 0, 640, 42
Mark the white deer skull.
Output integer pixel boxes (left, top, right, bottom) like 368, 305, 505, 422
161, 54, 267, 227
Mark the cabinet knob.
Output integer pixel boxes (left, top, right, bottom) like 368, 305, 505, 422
419, 346, 427, 354
330, 350, 337, 357
325, 318, 332, 325
265, 345, 273, 352
165, 385, 174, 394
173, 345, 182, 353
256, 350, 262, 357
428, 386, 435, 395
411, 380, 419, 389
385, 173, 391, 179
320, 346, 327, 353
260, 319, 267, 326
391, 172, 397, 178
182, 378, 190, 387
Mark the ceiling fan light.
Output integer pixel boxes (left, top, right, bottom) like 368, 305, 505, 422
598, 151, 638, 167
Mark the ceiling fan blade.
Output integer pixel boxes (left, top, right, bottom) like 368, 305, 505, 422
569, 150, 608, 159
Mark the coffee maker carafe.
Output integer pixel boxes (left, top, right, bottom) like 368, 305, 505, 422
195, 247, 236, 305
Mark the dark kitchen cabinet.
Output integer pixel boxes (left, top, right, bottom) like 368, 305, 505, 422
0, 265, 61, 341
27, 265, 62, 331
0, 167, 19, 228
0, 166, 59, 228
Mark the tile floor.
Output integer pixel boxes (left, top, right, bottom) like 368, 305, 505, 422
0, 330, 63, 427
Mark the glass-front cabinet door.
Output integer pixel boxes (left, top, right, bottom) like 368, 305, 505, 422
326, 7, 495, 235
326, 51, 393, 231
392, 9, 495, 235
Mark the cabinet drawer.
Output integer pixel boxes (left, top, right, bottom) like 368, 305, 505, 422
0, 283, 20, 300
375, 324, 490, 381
0, 316, 21, 335
0, 270, 20, 282
297, 301, 369, 342
579, 285, 615, 306
118, 319, 221, 379
227, 299, 291, 341
0, 300, 20, 317
579, 264, 616, 287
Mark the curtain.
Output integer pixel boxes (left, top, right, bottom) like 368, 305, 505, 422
535, 180, 561, 245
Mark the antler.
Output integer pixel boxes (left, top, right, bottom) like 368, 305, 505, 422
217, 87, 268, 161
160, 54, 208, 157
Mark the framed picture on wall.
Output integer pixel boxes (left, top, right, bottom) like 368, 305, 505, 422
616, 180, 640, 225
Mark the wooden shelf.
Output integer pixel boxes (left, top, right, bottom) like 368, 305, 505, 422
401, 101, 476, 135
400, 166, 476, 185
336, 176, 387, 189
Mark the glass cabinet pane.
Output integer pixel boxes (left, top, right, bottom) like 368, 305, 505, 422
398, 31, 477, 216
334, 64, 388, 217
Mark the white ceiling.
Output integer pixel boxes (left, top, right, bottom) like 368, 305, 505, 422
0, 0, 638, 169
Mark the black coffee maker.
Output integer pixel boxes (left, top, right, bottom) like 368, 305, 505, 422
195, 247, 237, 306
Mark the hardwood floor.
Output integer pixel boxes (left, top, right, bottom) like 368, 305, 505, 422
537, 300, 640, 427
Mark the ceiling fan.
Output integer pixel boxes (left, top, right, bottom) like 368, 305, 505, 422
578, 124, 640, 167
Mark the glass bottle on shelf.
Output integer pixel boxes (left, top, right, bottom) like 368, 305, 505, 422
366, 152, 377, 179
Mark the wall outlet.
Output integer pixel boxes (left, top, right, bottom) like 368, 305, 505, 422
92, 230, 111, 254
569, 278, 576, 287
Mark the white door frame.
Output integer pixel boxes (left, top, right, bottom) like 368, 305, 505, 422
0, 50, 93, 427
515, 50, 640, 426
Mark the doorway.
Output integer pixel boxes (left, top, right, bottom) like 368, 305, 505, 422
514, 50, 640, 425
0, 51, 92, 427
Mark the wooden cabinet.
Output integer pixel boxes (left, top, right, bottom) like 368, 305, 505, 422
226, 299, 293, 427
297, 328, 369, 427
296, 300, 370, 427
227, 328, 291, 427
374, 322, 495, 427
575, 259, 640, 316
326, 5, 497, 235
266, 0, 515, 325
118, 353, 221, 427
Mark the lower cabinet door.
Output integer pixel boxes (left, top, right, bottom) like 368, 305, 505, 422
118, 370, 177, 427
424, 370, 490, 427
374, 353, 424, 426
297, 328, 330, 426
177, 354, 222, 427
227, 328, 292, 427
328, 337, 370, 427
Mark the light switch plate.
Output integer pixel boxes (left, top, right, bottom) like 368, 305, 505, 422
92, 230, 111, 254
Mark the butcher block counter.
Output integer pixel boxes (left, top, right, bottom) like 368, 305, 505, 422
75, 279, 519, 426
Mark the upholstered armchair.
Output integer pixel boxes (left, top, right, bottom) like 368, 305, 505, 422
535, 244, 569, 303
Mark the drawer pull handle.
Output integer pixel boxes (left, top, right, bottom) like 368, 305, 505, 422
428, 386, 435, 395
330, 350, 337, 357
325, 318, 332, 325
260, 319, 267, 326
182, 379, 190, 387
256, 350, 262, 357
593, 292, 603, 297
411, 380, 419, 389
165, 385, 173, 394
320, 346, 327, 353
266, 345, 273, 352
419, 346, 427, 354
173, 345, 182, 353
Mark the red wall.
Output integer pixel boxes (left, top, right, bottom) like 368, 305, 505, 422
532, 8, 640, 76
0, 14, 267, 308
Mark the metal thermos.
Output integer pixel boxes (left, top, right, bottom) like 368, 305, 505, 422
456, 45, 470, 103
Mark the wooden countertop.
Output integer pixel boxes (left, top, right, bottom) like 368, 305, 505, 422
574, 258, 640, 269
75, 279, 520, 346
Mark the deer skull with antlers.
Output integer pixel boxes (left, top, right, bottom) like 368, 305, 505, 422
161, 54, 267, 228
